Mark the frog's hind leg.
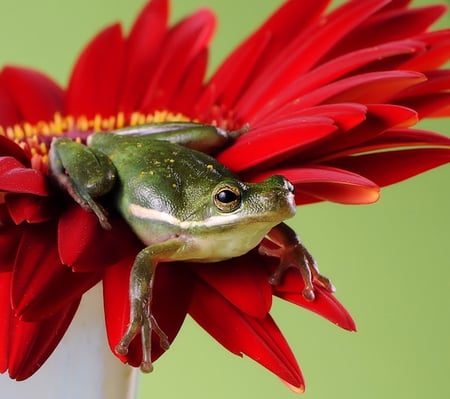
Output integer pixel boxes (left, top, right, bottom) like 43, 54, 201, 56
115, 240, 183, 372
49, 138, 117, 229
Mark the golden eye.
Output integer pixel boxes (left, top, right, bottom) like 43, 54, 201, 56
213, 184, 241, 212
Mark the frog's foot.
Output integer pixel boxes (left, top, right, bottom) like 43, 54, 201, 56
261, 242, 335, 301
52, 171, 111, 230
115, 300, 170, 373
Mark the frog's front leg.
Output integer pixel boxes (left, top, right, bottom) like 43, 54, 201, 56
115, 239, 184, 372
260, 223, 335, 301
49, 138, 117, 229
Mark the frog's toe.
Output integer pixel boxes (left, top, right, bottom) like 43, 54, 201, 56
315, 273, 336, 293
140, 360, 154, 373
115, 321, 140, 356
302, 286, 316, 302
115, 342, 129, 356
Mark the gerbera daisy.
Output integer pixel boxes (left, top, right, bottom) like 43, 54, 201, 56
0, 0, 449, 395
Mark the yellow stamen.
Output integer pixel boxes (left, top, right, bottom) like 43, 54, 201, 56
0, 110, 192, 164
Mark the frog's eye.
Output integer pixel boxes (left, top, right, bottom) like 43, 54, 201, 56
213, 184, 242, 212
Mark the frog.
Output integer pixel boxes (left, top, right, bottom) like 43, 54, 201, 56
48, 122, 335, 373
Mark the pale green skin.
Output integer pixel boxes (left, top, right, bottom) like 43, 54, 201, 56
49, 122, 333, 372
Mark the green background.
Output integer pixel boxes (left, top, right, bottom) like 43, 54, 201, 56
0, 1, 449, 398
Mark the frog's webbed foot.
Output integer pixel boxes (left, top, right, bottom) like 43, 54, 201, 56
53, 171, 112, 230
115, 298, 170, 373
261, 223, 335, 301
115, 244, 182, 372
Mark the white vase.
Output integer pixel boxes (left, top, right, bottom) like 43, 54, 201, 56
0, 283, 138, 399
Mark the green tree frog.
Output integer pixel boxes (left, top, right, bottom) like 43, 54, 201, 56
49, 122, 334, 372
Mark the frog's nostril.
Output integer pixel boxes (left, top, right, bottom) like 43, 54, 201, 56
265, 175, 295, 194
285, 180, 295, 194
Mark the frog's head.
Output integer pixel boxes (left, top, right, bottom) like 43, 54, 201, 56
207, 175, 296, 225
176, 174, 297, 261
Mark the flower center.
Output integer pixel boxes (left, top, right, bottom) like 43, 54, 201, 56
0, 110, 191, 165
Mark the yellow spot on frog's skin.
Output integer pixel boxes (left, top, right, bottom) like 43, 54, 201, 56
169, 159, 175, 163
207, 164, 214, 170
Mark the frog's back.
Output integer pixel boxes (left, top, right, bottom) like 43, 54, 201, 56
90, 132, 236, 221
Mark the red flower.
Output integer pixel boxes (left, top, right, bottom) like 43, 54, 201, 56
1, 0, 450, 392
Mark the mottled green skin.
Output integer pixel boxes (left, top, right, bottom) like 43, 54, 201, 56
88, 131, 296, 260
90, 133, 234, 242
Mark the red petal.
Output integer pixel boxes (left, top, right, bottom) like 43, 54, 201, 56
375, 0, 413, 13
399, 93, 450, 118
151, 263, 194, 360
1, 66, 64, 124
102, 252, 141, 368
262, 103, 368, 132
0, 136, 29, 166
295, 71, 426, 109
6, 194, 55, 224
198, 0, 331, 116
119, 0, 168, 112
249, 166, 380, 205
325, 5, 446, 61
218, 120, 337, 172
58, 204, 142, 272
0, 272, 14, 373
189, 278, 304, 390
273, 269, 356, 331
0, 157, 49, 195
66, 24, 125, 118
57, 204, 104, 269
0, 271, 80, 380
0, 75, 20, 127
189, 254, 272, 319
396, 70, 450, 97
197, 32, 270, 116
402, 30, 450, 71
252, 41, 425, 121
169, 48, 208, 116
235, 0, 388, 119
12, 223, 101, 320
394, 70, 450, 116
303, 104, 418, 162
329, 128, 450, 158
198, 0, 329, 114
140, 9, 215, 112
327, 148, 450, 188
0, 225, 22, 272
